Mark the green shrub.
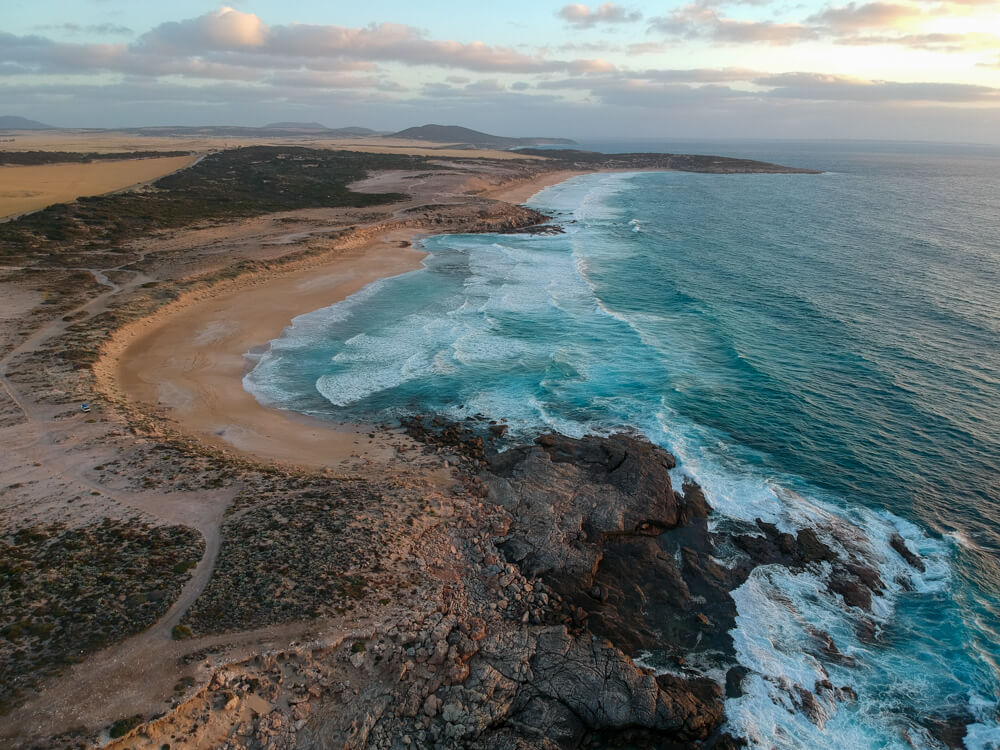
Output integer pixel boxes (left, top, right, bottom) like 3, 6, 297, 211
171, 624, 193, 640
109, 714, 143, 738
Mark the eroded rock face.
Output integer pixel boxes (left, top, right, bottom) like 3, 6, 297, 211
295, 433, 737, 749
488, 434, 740, 660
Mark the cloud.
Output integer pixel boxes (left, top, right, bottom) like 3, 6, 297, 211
645, 67, 765, 82
416, 80, 563, 109
647, 0, 996, 51
539, 67, 765, 86
34, 23, 134, 36
757, 72, 1000, 102
649, 4, 819, 44
809, 2, 925, 32
0, 32, 127, 74
134, 11, 613, 74
0, 10, 615, 84
137, 7, 268, 52
594, 81, 750, 108
557, 3, 642, 27
569, 57, 617, 73
839, 31, 1000, 51
711, 18, 820, 43
627, 41, 668, 54
536, 67, 1000, 106
263, 71, 383, 90
557, 41, 617, 52
909, 0, 997, 4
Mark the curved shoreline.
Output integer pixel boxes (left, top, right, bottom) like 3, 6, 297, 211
97, 169, 587, 473
96, 227, 429, 472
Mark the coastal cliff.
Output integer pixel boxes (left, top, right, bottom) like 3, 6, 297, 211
286, 425, 895, 749
85, 425, 924, 750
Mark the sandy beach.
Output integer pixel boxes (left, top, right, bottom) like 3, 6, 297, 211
481, 169, 589, 204
104, 228, 427, 472
101, 168, 579, 473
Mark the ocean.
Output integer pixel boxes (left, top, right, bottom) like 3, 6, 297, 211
244, 140, 1000, 748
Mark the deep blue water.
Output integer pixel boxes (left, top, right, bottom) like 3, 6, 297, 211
245, 141, 1000, 748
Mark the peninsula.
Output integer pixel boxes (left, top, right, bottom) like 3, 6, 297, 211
0, 130, 879, 750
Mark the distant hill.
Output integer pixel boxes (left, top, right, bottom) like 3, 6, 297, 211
334, 126, 379, 137
0, 116, 56, 130
113, 124, 380, 138
388, 124, 575, 149
263, 122, 380, 136
263, 121, 330, 130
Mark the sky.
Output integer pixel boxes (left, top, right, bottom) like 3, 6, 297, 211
1, 0, 999, 142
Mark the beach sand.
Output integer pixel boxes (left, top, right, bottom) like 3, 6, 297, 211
481, 169, 588, 204
106, 229, 427, 472
102, 168, 582, 474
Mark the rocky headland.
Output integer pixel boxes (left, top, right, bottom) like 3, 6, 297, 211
55, 424, 926, 750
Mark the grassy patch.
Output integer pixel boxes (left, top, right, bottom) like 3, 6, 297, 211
0, 519, 204, 708
171, 624, 193, 640
183, 482, 393, 634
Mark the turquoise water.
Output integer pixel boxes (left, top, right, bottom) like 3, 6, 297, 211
245, 142, 1000, 748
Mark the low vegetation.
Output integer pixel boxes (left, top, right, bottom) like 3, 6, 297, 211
182, 491, 378, 634
516, 147, 820, 173
0, 519, 203, 711
0, 146, 434, 265
0, 150, 192, 166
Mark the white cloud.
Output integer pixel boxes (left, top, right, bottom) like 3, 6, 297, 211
558, 4, 642, 28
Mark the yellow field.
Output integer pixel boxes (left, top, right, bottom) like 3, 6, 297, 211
0, 154, 199, 219
1, 131, 543, 161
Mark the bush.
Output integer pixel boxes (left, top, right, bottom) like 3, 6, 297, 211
171, 624, 193, 640
109, 714, 143, 738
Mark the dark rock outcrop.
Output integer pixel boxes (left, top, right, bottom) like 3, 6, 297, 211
487, 434, 740, 661
890, 533, 926, 572
294, 427, 930, 749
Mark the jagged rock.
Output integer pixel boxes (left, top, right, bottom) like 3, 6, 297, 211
528, 626, 722, 741
486, 433, 738, 659
422, 694, 442, 718
487, 433, 682, 583
890, 533, 926, 572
